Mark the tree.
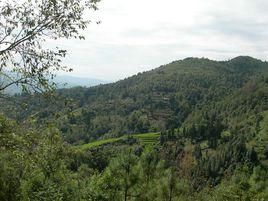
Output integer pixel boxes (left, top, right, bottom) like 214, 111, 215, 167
0, 0, 99, 93
105, 149, 139, 201
0, 115, 79, 201
157, 168, 189, 201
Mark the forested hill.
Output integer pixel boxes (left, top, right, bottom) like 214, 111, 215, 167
1, 56, 268, 144
1, 56, 268, 200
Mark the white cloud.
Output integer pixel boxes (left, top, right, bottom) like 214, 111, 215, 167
51, 0, 268, 80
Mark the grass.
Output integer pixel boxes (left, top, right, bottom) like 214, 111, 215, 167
79, 137, 122, 150
78, 132, 160, 151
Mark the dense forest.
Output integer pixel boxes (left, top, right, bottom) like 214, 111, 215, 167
1, 56, 268, 142
0, 56, 268, 200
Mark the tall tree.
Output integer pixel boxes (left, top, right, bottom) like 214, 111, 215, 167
0, 0, 99, 93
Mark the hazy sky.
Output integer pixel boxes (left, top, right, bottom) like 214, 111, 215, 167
54, 0, 268, 81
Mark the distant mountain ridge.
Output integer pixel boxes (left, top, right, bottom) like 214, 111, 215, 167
2, 74, 110, 94
54, 75, 110, 88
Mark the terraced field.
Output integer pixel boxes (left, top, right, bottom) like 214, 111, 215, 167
79, 132, 160, 150
132, 133, 160, 144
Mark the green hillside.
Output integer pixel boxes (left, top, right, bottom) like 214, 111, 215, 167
1, 56, 268, 201
2, 56, 267, 144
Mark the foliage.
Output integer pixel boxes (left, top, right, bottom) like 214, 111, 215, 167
0, 0, 99, 93
2, 56, 268, 144
0, 56, 268, 200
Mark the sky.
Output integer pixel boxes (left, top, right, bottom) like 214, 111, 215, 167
54, 0, 268, 81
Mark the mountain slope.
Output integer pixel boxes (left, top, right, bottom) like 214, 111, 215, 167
1, 56, 268, 144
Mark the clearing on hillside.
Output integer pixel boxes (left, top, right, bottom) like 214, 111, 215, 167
79, 132, 160, 150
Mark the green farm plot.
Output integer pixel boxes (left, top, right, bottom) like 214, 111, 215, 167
79, 137, 121, 150
132, 133, 160, 144
79, 132, 160, 150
